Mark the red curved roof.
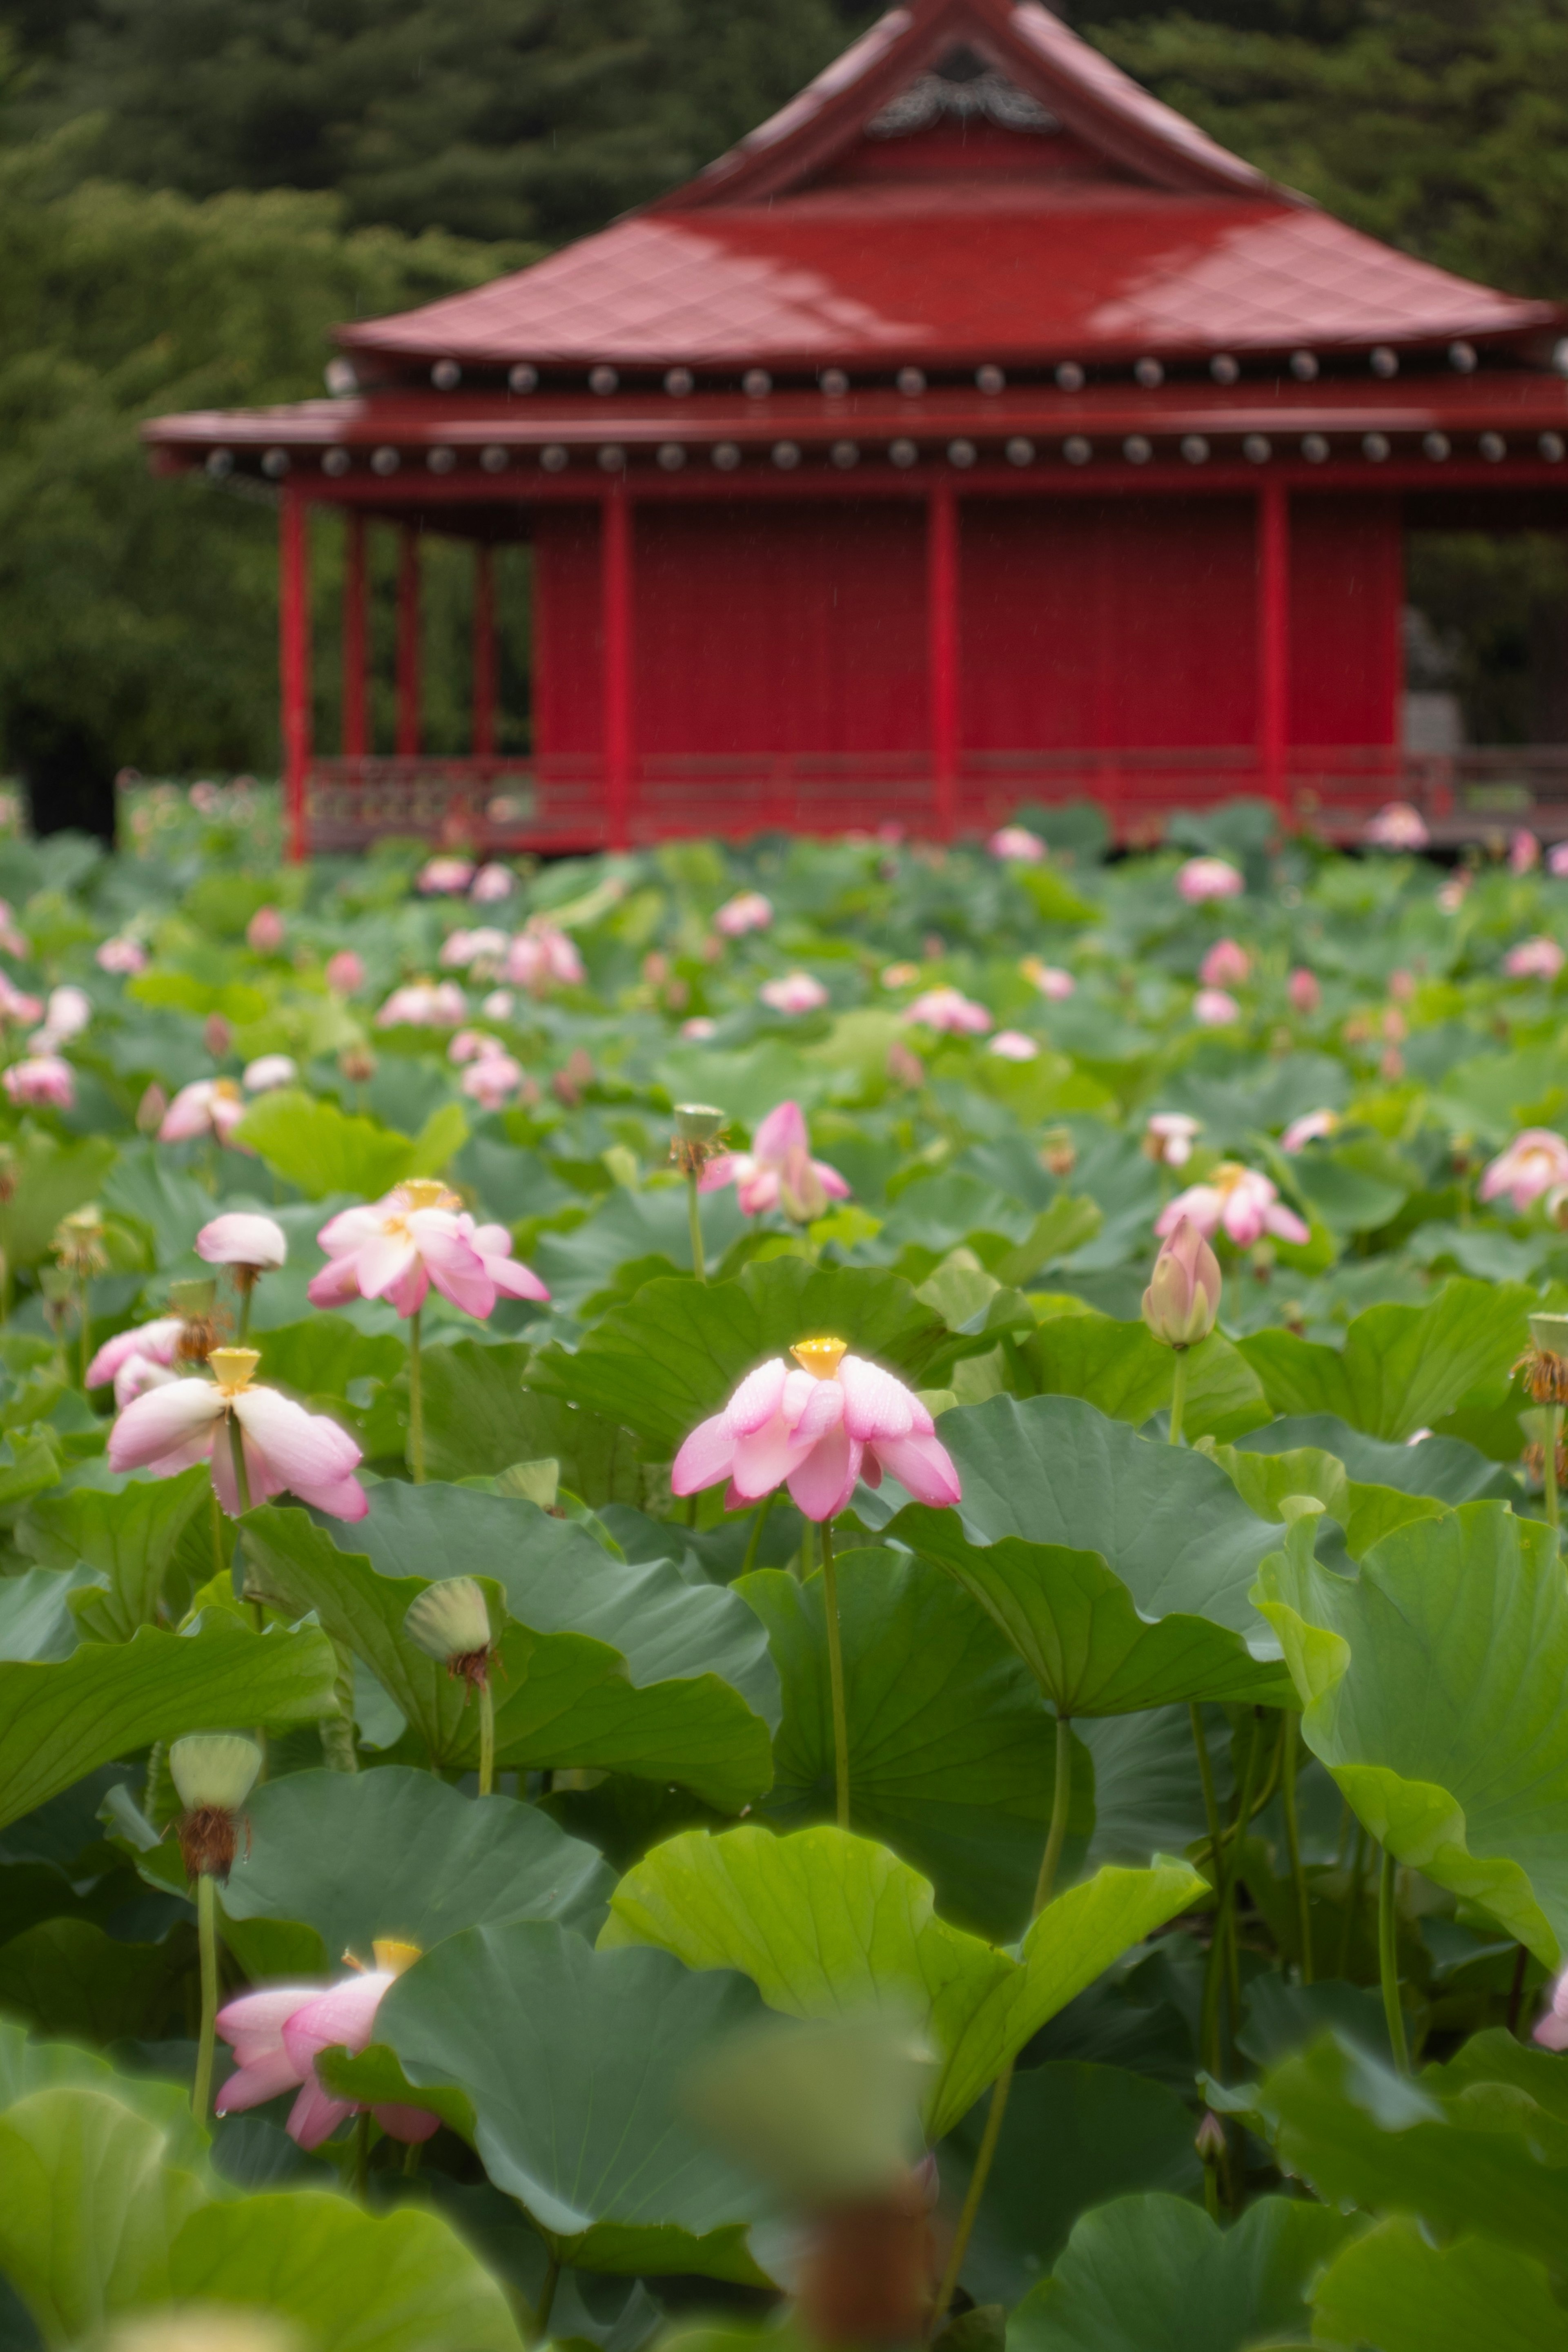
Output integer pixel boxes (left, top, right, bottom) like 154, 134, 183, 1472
336, 0, 1557, 375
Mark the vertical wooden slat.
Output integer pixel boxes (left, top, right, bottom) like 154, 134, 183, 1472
928, 477, 960, 840
602, 483, 633, 850
396, 524, 421, 758
341, 511, 368, 758
1258, 480, 1291, 807
279, 485, 312, 862
472, 541, 497, 759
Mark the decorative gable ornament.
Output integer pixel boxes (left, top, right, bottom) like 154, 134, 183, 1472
869, 59, 1060, 138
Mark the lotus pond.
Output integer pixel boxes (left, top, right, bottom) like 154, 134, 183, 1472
3, 790, 1568, 2352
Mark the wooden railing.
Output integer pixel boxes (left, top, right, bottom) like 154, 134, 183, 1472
301, 747, 1568, 854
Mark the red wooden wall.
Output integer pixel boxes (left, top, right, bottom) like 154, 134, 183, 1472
531, 490, 1404, 781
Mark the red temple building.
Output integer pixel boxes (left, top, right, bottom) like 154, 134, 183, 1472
145, 0, 1568, 857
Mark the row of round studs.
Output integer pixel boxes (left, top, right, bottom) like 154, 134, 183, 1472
411, 343, 1503, 398
219, 428, 1568, 480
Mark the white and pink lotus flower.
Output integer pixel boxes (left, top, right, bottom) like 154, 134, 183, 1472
988, 825, 1046, 863
159, 1077, 247, 1144
376, 980, 467, 1030
1156, 1163, 1310, 1250
87, 1315, 186, 1405
506, 920, 584, 991
1364, 802, 1429, 851
3, 1054, 74, 1109
673, 1338, 960, 1523
108, 1345, 368, 1519
760, 971, 829, 1016
902, 986, 991, 1036
1020, 957, 1075, 1000
714, 890, 774, 937
1503, 937, 1566, 983
308, 1180, 548, 1320
215, 1943, 440, 2150
699, 1100, 850, 1222
1176, 856, 1243, 904
1479, 1129, 1568, 1215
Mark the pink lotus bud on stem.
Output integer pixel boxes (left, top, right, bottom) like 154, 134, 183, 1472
1142, 1218, 1222, 1350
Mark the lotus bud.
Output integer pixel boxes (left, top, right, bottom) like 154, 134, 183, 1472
404, 1576, 496, 1692
203, 1012, 232, 1058
1040, 1126, 1076, 1179
170, 1732, 262, 1880
136, 1081, 169, 1133
1141, 1218, 1221, 1350
671, 1101, 727, 1177
1195, 2110, 1227, 2162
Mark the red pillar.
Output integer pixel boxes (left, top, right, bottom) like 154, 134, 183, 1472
1258, 481, 1291, 808
472, 542, 497, 760
396, 525, 421, 758
601, 483, 633, 851
928, 478, 960, 841
341, 512, 368, 758
279, 485, 312, 863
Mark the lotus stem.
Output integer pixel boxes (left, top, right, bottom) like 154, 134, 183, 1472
687, 1172, 706, 1282
78, 1275, 91, 1390
354, 2108, 370, 2197
319, 1637, 359, 1773
236, 1282, 252, 1343
740, 1490, 775, 1576
192, 1871, 220, 2124
1378, 1844, 1410, 2074
226, 1411, 253, 1514
1201, 1708, 1262, 2082
534, 2252, 561, 2343
478, 1678, 496, 1798
930, 1714, 1075, 2336
1281, 1712, 1313, 1984
1190, 1701, 1223, 1869
1508, 1942, 1529, 2037
1546, 1404, 1561, 1536
1340, 1819, 1369, 1975
818, 1518, 850, 1831
1167, 1348, 1189, 1447
407, 1304, 425, 1483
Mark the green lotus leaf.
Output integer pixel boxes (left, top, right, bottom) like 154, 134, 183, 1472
1234, 1412, 1517, 1503
1256, 1505, 1568, 1963
1016, 1317, 1269, 1443
240, 1503, 774, 1810
0, 2015, 205, 2171
1007, 2191, 1353, 2352
232, 1087, 464, 1199
1240, 1278, 1533, 1441
369, 1917, 774, 2280
218, 1765, 615, 1973
0, 1612, 336, 1833
23, 1462, 211, 1642
739, 1549, 1092, 1939
601, 1824, 1203, 2140
525, 1257, 949, 1454
1310, 2216, 1568, 2352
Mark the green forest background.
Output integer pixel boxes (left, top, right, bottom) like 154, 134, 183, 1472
2, 0, 1565, 787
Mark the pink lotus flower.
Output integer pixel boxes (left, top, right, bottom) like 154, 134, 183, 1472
0, 974, 43, 1027
247, 906, 285, 955
1193, 988, 1241, 1026
1550, 845, 1568, 881
309, 1181, 546, 1319
461, 1053, 525, 1110
1145, 1112, 1200, 1169
1511, 829, 1540, 875
243, 1054, 296, 1093
480, 989, 515, 1021
714, 890, 773, 937
4, 1054, 73, 1108
29, 986, 91, 1054
1176, 857, 1243, 904
376, 980, 466, 1029
1479, 1129, 1568, 1214
325, 950, 365, 996
109, 1349, 367, 1519
470, 862, 515, 903
448, 1028, 497, 1066
1365, 802, 1429, 851
903, 986, 990, 1036
96, 936, 148, 977
1288, 968, 1322, 1014
0, 901, 30, 959
1281, 1109, 1341, 1153
682, 1015, 717, 1040
988, 825, 1046, 863
86, 1315, 185, 1401
700, 1100, 851, 1222
439, 927, 509, 972
1156, 1163, 1310, 1249
760, 972, 829, 1016
1142, 1216, 1221, 1349
1534, 1966, 1568, 2053
1199, 939, 1250, 988
215, 1948, 440, 2150
506, 921, 584, 991
1437, 875, 1470, 912
1020, 957, 1076, 1001
672, 1339, 960, 1523
1504, 937, 1565, 983
881, 963, 921, 991
197, 1213, 287, 1272
160, 1077, 245, 1144
988, 1030, 1039, 1061
418, 857, 475, 896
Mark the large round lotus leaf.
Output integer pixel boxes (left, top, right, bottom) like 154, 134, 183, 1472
219, 1767, 614, 1973
1009, 2192, 1352, 2352
1236, 1412, 1517, 1503
369, 1918, 775, 2279
1257, 1504, 1568, 1965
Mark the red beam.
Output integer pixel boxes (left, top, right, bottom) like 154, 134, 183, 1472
472, 542, 497, 758
602, 483, 633, 852
342, 511, 369, 757
1258, 481, 1290, 808
278, 486, 312, 863
396, 526, 421, 757
928, 477, 960, 842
